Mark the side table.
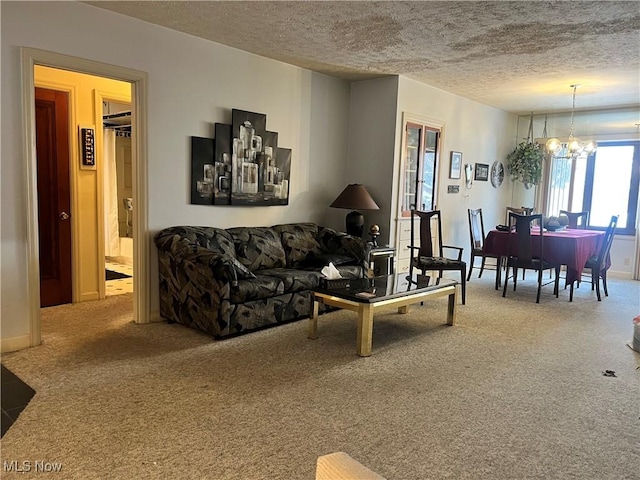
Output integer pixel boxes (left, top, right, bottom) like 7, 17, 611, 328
367, 245, 395, 277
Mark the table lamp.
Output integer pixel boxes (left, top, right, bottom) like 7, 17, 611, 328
330, 184, 380, 237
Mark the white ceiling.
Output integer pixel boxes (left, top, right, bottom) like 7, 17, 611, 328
87, 1, 640, 118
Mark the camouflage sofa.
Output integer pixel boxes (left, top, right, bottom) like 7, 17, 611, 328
154, 223, 367, 339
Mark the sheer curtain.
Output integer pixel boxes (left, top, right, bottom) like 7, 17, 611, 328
103, 128, 120, 257
633, 219, 640, 280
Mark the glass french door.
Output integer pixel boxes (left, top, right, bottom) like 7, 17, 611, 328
401, 122, 440, 216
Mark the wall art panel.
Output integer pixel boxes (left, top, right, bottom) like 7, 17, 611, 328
190, 109, 291, 206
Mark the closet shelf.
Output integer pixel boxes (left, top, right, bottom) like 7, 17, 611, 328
103, 111, 131, 132
103, 111, 131, 121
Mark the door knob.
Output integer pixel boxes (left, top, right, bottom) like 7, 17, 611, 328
59, 211, 70, 220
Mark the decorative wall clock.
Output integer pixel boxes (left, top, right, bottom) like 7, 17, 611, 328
491, 161, 504, 188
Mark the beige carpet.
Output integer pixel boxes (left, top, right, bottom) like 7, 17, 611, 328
1, 275, 639, 479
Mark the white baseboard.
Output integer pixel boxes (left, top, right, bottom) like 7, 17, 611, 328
80, 291, 100, 302
146, 309, 163, 323
1, 334, 32, 353
608, 270, 633, 280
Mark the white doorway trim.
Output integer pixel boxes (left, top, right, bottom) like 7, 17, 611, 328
95, 89, 133, 300
21, 48, 150, 348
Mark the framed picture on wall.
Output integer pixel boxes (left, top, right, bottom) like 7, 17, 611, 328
474, 163, 489, 181
79, 125, 96, 170
190, 136, 215, 205
449, 151, 462, 179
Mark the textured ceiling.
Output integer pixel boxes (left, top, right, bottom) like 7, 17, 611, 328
87, 1, 640, 116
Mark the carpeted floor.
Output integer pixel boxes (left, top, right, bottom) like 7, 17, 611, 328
0, 274, 638, 479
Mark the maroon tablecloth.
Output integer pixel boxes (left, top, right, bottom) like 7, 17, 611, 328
484, 228, 606, 284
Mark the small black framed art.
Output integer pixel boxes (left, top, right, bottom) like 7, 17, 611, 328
474, 163, 489, 181
79, 125, 96, 169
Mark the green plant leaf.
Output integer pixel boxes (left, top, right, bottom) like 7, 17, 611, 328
505, 142, 543, 185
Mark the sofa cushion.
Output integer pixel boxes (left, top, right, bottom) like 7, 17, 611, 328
259, 268, 322, 293
230, 274, 285, 304
227, 227, 287, 271
229, 256, 257, 279
299, 253, 355, 269
273, 223, 322, 266
317, 227, 367, 262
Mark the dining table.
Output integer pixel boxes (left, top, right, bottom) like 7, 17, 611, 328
483, 227, 607, 297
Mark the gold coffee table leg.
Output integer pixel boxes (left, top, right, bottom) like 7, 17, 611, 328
308, 299, 319, 339
356, 304, 374, 357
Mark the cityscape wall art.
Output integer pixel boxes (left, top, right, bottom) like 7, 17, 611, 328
191, 109, 291, 206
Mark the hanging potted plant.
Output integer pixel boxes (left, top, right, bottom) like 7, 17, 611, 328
506, 113, 544, 186
506, 141, 543, 186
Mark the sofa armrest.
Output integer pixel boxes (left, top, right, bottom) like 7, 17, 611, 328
155, 234, 237, 337
182, 247, 239, 287
155, 232, 238, 286
317, 227, 368, 263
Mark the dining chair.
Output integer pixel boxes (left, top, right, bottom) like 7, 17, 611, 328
502, 213, 560, 303
408, 210, 467, 304
506, 206, 535, 224
556, 212, 589, 288
559, 210, 589, 229
467, 208, 501, 289
506, 206, 536, 279
569, 215, 618, 302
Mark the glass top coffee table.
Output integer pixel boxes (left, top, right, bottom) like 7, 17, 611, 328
309, 274, 458, 356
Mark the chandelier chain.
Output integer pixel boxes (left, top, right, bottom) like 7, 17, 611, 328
569, 84, 578, 140
544, 83, 596, 159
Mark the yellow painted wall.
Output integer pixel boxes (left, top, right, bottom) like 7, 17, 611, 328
34, 66, 131, 302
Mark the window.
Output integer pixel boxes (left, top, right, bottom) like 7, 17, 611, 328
545, 141, 639, 235
400, 121, 440, 216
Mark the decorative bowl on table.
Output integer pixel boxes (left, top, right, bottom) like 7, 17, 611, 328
558, 214, 569, 227
543, 216, 564, 231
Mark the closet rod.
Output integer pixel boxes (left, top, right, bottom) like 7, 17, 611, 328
102, 111, 131, 120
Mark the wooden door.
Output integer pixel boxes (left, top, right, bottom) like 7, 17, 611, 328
35, 87, 72, 307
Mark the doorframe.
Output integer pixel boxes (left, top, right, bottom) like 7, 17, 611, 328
21, 48, 150, 347
95, 89, 133, 300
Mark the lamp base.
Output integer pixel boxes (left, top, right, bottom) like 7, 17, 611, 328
345, 210, 364, 237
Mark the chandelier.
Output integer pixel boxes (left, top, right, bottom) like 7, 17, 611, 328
545, 84, 597, 159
